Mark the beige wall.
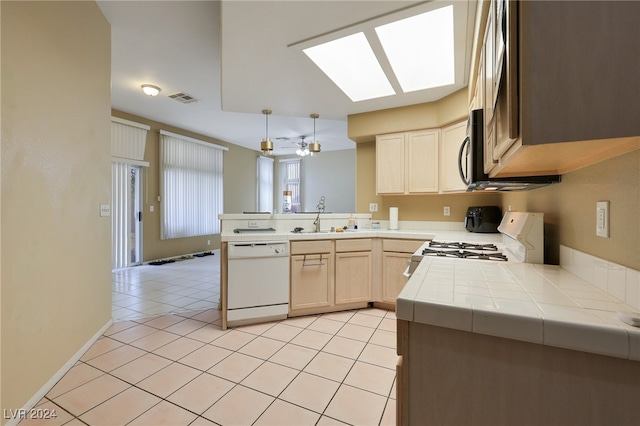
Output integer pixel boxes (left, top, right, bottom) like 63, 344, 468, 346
502, 150, 640, 269
349, 88, 468, 143
111, 110, 260, 261
1, 1, 112, 417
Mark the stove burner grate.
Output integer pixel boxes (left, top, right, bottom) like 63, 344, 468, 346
421, 247, 508, 261
428, 241, 498, 251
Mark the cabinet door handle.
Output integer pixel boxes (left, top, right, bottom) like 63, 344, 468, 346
302, 254, 325, 266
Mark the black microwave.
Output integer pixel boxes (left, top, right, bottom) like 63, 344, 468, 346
458, 109, 560, 191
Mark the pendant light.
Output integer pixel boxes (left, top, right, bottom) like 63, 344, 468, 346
309, 113, 321, 155
260, 109, 273, 155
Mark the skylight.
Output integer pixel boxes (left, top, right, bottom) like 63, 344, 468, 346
302, 32, 395, 102
376, 5, 455, 92
299, 4, 457, 102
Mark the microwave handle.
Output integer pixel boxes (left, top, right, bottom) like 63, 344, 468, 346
458, 136, 471, 185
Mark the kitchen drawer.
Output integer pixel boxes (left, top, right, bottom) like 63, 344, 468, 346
335, 238, 372, 253
382, 239, 424, 254
290, 240, 333, 255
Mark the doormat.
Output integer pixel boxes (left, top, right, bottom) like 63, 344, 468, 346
194, 251, 215, 257
149, 259, 176, 266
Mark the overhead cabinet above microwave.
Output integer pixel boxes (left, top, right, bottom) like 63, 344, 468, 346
475, 0, 640, 178
376, 121, 467, 195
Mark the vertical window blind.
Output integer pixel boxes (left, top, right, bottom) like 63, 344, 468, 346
280, 158, 301, 213
257, 156, 274, 213
160, 131, 227, 240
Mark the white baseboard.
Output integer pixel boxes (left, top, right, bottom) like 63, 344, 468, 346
5, 319, 114, 426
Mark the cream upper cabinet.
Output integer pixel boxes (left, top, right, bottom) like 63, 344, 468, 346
407, 130, 439, 193
376, 133, 406, 194
476, 0, 640, 177
439, 120, 467, 193
376, 129, 439, 195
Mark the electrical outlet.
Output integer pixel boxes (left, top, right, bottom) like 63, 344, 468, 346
150, 205, 154, 212
443, 206, 451, 216
596, 201, 609, 238
248, 221, 259, 228
369, 203, 378, 212
207, 240, 211, 245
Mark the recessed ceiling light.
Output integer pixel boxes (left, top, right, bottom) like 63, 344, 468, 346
141, 84, 161, 96
303, 32, 395, 102
375, 5, 455, 92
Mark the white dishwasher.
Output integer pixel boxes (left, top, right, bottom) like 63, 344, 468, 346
227, 241, 289, 327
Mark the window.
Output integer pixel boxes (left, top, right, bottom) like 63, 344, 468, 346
280, 158, 301, 213
159, 131, 227, 239
257, 156, 274, 213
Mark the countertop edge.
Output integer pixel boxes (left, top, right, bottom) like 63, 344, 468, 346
397, 259, 640, 362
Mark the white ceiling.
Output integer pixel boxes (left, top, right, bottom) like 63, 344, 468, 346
97, 0, 476, 156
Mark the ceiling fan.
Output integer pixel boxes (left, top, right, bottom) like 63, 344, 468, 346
275, 136, 316, 156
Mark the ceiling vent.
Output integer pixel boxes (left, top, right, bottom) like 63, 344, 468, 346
168, 92, 198, 104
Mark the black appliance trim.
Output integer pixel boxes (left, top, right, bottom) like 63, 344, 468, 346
458, 109, 560, 191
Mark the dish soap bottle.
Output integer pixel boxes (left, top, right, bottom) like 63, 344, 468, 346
348, 214, 356, 230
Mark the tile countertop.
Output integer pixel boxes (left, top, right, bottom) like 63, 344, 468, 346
396, 256, 640, 362
221, 229, 440, 242
221, 229, 509, 243
219, 214, 498, 243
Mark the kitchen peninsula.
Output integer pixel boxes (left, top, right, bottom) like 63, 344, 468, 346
396, 256, 640, 425
219, 213, 493, 329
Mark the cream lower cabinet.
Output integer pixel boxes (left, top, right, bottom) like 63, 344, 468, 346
291, 238, 423, 314
290, 241, 334, 312
381, 239, 424, 304
335, 239, 372, 305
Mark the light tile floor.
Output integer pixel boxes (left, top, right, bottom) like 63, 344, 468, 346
112, 252, 221, 321
22, 254, 398, 425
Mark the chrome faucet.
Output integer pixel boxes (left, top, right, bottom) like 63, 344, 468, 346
313, 196, 325, 232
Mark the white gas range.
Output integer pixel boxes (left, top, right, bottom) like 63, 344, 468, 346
405, 212, 545, 278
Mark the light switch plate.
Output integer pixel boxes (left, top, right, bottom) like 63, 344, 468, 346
596, 201, 609, 238
369, 203, 378, 212
100, 204, 111, 217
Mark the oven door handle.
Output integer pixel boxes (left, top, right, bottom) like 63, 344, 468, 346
402, 264, 412, 279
